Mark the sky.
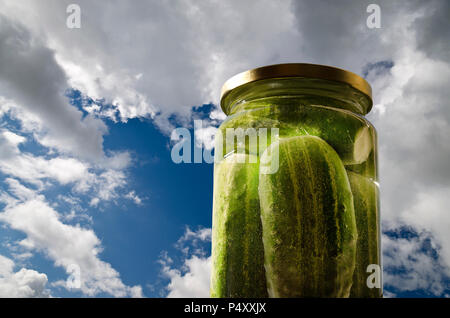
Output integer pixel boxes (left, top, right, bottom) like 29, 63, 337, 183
0, 0, 449, 297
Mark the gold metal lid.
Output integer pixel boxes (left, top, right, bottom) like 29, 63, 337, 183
220, 63, 372, 111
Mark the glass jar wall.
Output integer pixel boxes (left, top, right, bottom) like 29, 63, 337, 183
210, 64, 381, 298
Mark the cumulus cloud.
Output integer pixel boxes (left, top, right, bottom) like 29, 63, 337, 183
383, 231, 449, 296
178, 227, 212, 243
0, 254, 50, 297
162, 255, 211, 298
0, 0, 300, 133
0, 129, 132, 205
0, 0, 449, 297
0, 180, 143, 297
194, 124, 217, 151
160, 227, 211, 297
0, 1, 144, 298
0, 14, 107, 160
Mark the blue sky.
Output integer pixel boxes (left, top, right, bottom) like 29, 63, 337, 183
0, 90, 215, 297
0, 0, 450, 298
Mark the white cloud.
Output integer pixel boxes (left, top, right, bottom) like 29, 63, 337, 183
89, 197, 100, 207
194, 125, 217, 151
0, 254, 50, 298
94, 170, 127, 202
0, 14, 107, 160
0, 0, 300, 133
382, 290, 397, 298
5, 178, 41, 202
125, 191, 143, 206
163, 255, 211, 298
0, 129, 135, 206
0, 16, 141, 295
160, 227, 212, 297
383, 233, 449, 296
177, 227, 212, 245
399, 187, 450, 271
0, 181, 143, 297
0, 0, 449, 297
0, 128, 89, 188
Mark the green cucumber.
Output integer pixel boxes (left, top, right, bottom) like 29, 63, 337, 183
345, 140, 378, 179
216, 110, 281, 158
273, 104, 373, 165
259, 135, 357, 297
347, 171, 381, 298
210, 153, 268, 298
220, 104, 374, 165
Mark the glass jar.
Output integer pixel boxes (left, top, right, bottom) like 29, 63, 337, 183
210, 64, 381, 298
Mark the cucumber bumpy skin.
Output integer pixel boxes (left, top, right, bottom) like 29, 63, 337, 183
283, 106, 373, 165
220, 104, 373, 165
216, 110, 281, 158
210, 153, 268, 298
347, 171, 381, 298
259, 136, 357, 297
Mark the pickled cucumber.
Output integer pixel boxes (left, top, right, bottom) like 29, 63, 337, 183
259, 136, 357, 297
219, 104, 373, 165
210, 153, 268, 297
216, 110, 281, 158
347, 171, 381, 298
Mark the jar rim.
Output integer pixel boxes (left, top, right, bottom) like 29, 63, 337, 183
220, 63, 373, 113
